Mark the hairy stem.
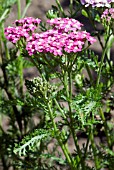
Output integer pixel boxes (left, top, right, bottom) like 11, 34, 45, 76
47, 102, 74, 169
62, 55, 86, 169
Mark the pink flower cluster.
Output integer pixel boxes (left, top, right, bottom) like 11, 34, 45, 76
101, 8, 114, 21
15, 17, 41, 32
80, 0, 114, 7
5, 17, 41, 43
26, 18, 96, 56
5, 17, 96, 56
47, 18, 83, 32
5, 26, 29, 43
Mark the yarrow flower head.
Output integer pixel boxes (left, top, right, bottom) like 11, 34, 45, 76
5, 26, 29, 43
5, 17, 41, 43
15, 17, 41, 32
26, 18, 96, 56
80, 0, 114, 7
47, 18, 83, 32
101, 8, 114, 21
5, 17, 96, 56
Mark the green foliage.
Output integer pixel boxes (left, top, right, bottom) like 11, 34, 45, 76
46, 5, 59, 19
14, 129, 50, 156
0, 0, 16, 23
82, 9, 88, 18
72, 87, 101, 126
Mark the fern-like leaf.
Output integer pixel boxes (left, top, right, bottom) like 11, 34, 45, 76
14, 129, 50, 156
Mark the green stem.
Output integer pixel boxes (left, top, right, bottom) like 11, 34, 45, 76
70, 0, 73, 16
86, 10, 104, 49
62, 55, 85, 169
47, 102, 74, 169
0, 40, 2, 64
86, 10, 112, 88
99, 108, 112, 149
2, 65, 22, 133
96, 46, 107, 87
1, 23, 10, 60
54, 98, 66, 120
30, 56, 42, 75
17, 0, 21, 19
85, 64, 93, 83
68, 71, 86, 169
22, 1, 32, 18
0, 8, 10, 23
89, 125, 100, 170
55, 0, 66, 17
17, 0, 23, 94
83, 130, 90, 159
18, 54, 23, 95
105, 34, 114, 68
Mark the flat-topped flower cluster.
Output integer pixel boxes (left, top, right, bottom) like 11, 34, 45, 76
5, 17, 96, 56
5, 17, 41, 43
80, 0, 114, 7
101, 8, 114, 21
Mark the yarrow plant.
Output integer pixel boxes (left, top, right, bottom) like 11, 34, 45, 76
0, 0, 114, 170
